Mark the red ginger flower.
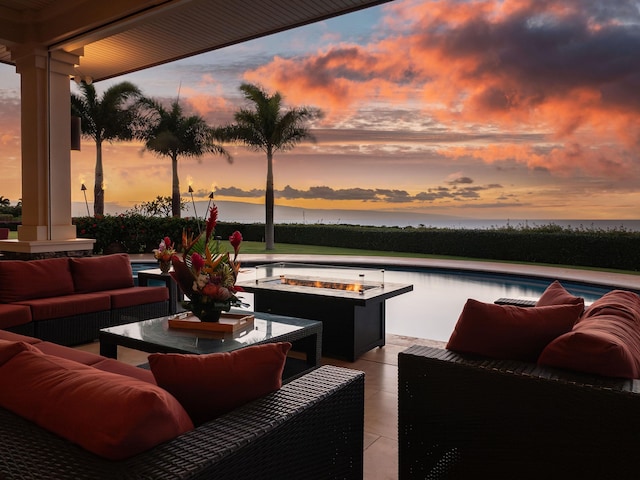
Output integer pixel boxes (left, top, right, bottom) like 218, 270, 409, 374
191, 252, 205, 271
229, 230, 242, 258
206, 205, 218, 240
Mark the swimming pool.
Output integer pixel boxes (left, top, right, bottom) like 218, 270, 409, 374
132, 262, 618, 343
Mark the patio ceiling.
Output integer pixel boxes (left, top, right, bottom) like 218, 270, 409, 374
0, 0, 392, 82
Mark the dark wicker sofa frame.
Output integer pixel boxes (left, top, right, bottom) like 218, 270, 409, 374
17, 300, 169, 346
399, 345, 640, 479
0, 365, 364, 480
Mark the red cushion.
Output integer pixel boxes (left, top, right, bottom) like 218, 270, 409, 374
70, 254, 134, 293
446, 299, 583, 361
149, 342, 291, 425
106, 286, 168, 309
0, 340, 38, 366
92, 358, 157, 384
0, 257, 74, 302
0, 350, 193, 460
0, 330, 42, 345
0, 304, 32, 328
34, 342, 104, 366
16, 292, 111, 320
538, 290, 640, 378
536, 280, 585, 308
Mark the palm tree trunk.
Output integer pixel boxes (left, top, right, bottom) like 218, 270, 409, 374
171, 153, 181, 217
94, 139, 104, 216
265, 149, 275, 250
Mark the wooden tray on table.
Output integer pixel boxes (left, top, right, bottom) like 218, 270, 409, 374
168, 312, 255, 333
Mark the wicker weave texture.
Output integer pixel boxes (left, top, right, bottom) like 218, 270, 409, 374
0, 365, 364, 480
399, 345, 640, 480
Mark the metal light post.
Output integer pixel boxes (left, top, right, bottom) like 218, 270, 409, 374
81, 183, 90, 216
206, 191, 214, 216
188, 185, 201, 233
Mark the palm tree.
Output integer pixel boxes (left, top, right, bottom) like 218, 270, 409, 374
217, 83, 323, 250
71, 81, 143, 216
139, 98, 230, 217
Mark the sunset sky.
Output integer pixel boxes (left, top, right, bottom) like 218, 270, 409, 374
1, 0, 639, 221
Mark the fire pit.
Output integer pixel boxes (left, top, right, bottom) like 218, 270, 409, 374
237, 263, 413, 361
277, 276, 372, 293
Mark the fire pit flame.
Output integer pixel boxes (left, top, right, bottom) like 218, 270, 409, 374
280, 276, 368, 293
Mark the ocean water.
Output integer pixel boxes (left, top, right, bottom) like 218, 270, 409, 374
75, 200, 640, 232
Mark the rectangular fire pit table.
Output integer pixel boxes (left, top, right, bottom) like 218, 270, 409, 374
137, 268, 184, 314
99, 310, 322, 382
237, 263, 413, 361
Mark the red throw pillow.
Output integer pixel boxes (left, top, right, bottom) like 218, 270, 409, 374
0, 340, 38, 366
149, 342, 292, 426
536, 280, 585, 308
70, 254, 134, 293
538, 290, 640, 378
446, 299, 583, 361
0, 257, 74, 302
0, 350, 193, 460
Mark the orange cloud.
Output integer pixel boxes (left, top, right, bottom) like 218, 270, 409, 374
241, 0, 640, 181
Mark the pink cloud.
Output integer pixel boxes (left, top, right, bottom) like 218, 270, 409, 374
241, 0, 640, 180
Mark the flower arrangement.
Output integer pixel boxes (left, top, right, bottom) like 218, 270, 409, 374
170, 205, 244, 321
153, 236, 176, 262
153, 237, 176, 272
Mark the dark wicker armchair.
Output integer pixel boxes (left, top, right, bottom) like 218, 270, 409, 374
0, 365, 364, 480
399, 345, 640, 480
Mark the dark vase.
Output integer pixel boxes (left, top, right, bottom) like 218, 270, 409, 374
159, 260, 171, 274
194, 308, 222, 323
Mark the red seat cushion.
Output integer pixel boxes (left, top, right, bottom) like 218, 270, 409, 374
149, 342, 291, 425
536, 280, 585, 308
70, 254, 134, 293
0, 349, 193, 460
106, 286, 168, 309
16, 292, 111, 320
538, 290, 640, 378
446, 299, 583, 361
0, 257, 74, 302
0, 304, 32, 329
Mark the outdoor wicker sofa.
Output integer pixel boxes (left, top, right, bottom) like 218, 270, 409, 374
398, 344, 640, 479
0, 254, 168, 345
0, 364, 364, 479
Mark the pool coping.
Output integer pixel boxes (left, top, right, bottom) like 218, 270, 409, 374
130, 253, 640, 292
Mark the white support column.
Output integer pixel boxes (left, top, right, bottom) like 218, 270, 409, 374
1, 45, 94, 257
48, 50, 79, 241
13, 45, 50, 241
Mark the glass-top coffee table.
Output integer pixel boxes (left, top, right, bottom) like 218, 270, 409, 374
99, 310, 322, 382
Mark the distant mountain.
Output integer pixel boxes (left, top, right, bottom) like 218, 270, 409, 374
71, 200, 640, 231
73, 200, 465, 228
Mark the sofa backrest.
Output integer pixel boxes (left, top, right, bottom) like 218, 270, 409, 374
0, 257, 75, 303
69, 254, 134, 293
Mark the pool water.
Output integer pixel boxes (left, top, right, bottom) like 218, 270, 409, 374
377, 268, 610, 342
132, 262, 615, 343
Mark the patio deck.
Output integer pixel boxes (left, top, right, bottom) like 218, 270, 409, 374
109, 255, 640, 479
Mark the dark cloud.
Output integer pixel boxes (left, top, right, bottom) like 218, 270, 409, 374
418, 0, 640, 113
214, 182, 503, 204
215, 186, 264, 198
448, 176, 474, 185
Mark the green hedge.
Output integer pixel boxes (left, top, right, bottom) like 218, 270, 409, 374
72, 216, 640, 272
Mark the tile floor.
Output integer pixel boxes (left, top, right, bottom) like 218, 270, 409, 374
76, 333, 445, 480
329, 334, 446, 480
